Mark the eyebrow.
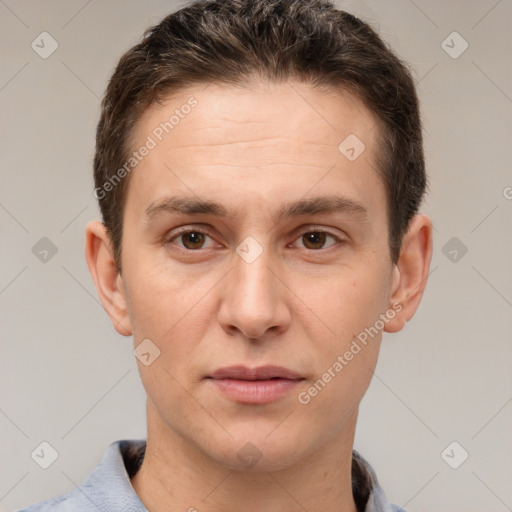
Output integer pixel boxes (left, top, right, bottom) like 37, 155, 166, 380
144, 194, 369, 224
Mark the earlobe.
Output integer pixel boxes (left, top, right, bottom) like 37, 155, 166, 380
84, 220, 132, 337
384, 214, 433, 333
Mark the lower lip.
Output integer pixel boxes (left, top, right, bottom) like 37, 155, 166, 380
208, 378, 303, 404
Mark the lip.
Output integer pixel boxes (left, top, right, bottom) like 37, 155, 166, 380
210, 365, 303, 381
207, 365, 305, 404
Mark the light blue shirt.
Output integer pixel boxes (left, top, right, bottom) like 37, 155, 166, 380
20, 440, 406, 512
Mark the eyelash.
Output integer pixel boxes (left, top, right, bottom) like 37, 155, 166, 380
164, 226, 344, 252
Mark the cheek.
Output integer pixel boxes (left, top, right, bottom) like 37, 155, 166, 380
297, 259, 391, 398
295, 333, 380, 449
123, 252, 199, 336
305, 264, 391, 338
297, 270, 384, 411
123, 256, 221, 380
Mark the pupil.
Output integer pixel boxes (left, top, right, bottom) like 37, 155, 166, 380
304, 232, 326, 249
184, 232, 204, 249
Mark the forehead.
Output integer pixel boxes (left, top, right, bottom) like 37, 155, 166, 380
126, 81, 385, 218
135, 81, 378, 154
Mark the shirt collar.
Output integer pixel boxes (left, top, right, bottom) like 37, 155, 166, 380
80, 440, 401, 512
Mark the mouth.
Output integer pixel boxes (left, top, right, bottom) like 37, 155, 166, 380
206, 365, 305, 404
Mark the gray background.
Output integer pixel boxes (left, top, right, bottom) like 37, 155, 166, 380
1, 0, 511, 510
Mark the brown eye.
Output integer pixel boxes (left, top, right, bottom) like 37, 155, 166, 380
165, 227, 219, 252
302, 232, 327, 250
180, 231, 206, 250
297, 231, 339, 250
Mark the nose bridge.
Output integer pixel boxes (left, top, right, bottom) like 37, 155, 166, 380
234, 242, 275, 302
218, 237, 289, 340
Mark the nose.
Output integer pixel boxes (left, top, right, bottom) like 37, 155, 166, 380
217, 245, 291, 342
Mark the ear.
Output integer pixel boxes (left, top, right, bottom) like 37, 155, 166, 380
85, 220, 132, 336
384, 214, 433, 333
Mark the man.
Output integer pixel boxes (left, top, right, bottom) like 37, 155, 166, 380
23, 0, 432, 510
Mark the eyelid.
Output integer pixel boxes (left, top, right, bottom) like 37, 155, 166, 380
163, 224, 347, 250
290, 224, 346, 240
289, 226, 344, 249
295, 224, 343, 236
164, 225, 219, 246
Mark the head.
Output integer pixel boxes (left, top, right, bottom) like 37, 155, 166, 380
86, 0, 432, 471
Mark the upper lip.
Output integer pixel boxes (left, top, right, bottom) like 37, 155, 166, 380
209, 365, 303, 380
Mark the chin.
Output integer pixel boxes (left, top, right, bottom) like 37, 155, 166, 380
205, 430, 307, 472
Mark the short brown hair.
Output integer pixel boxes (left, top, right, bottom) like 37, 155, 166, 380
94, 0, 426, 269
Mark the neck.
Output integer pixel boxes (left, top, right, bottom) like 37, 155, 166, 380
132, 404, 360, 512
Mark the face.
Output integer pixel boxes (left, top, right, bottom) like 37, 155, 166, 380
112, 82, 401, 470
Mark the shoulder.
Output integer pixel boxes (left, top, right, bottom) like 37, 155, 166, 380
18, 490, 86, 511
18, 440, 147, 512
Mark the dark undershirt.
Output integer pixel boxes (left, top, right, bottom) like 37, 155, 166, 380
121, 441, 371, 512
